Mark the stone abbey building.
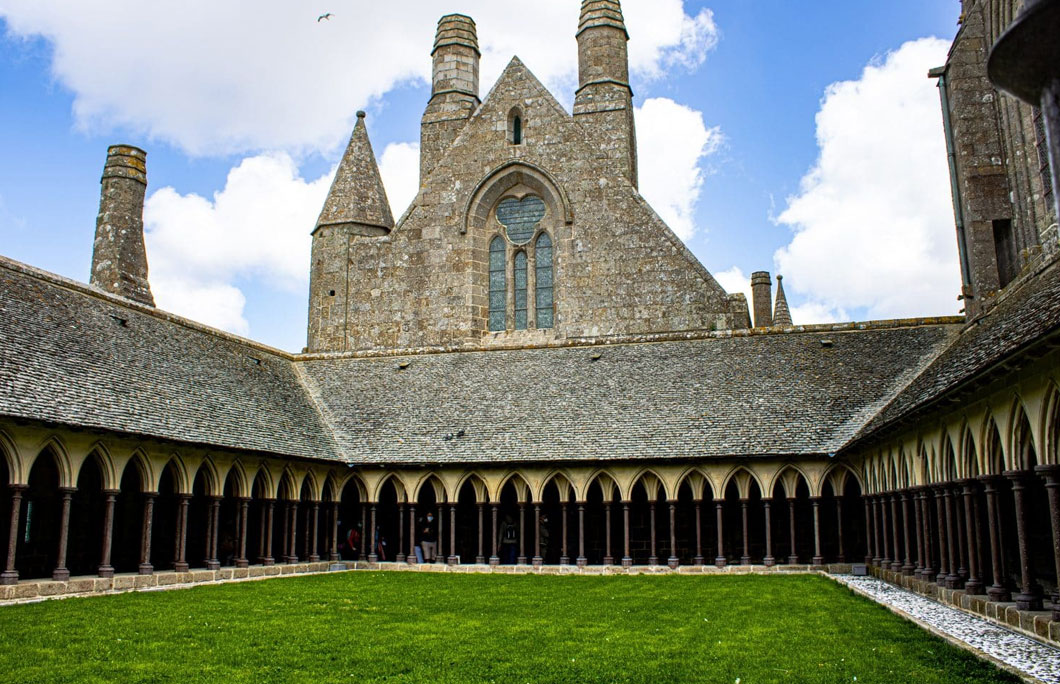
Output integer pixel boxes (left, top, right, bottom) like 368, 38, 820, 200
0, 0, 1058, 636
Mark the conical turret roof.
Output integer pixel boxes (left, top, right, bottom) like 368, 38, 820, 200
315, 111, 394, 234
773, 275, 793, 327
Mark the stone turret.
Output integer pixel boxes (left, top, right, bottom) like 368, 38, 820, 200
750, 271, 772, 328
420, 14, 480, 181
90, 145, 155, 306
573, 0, 637, 187
773, 275, 792, 327
307, 112, 394, 352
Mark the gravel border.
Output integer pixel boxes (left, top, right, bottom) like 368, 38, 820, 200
834, 575, 1060, 684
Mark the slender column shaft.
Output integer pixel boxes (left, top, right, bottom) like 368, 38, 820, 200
961, 482, 982, 594
715, 501, 725, 567
763, 499, 774, 566
97, 490, 117, 577
881, 494, 891, 566
560, 501, 569, 565
648, 502, 658, 565
888, 495, 900, 571
604, 502, 613, 565
368, 505, 378, 562
310, 503, 320, 561
53, 488, 75, 581
982, 477, 1008, 601
901, 493, 914, 575
812, 497, 823, 566
935, 487, 948, 584
263, 500, 275, 565
955, 485, 968, 579
1006, 471, 1043, 610
871, 496, 881, 565
864, 497, 873, 565
206, 497, 220, 569
408, 504, 416, 562
835, 497, 844, 562
175, 495, 190, 572
518, 503, 526, 564
477, 503, 485, 564
329, 502, 339, 562
623, 502, 632, 567
532, 504, 542, 565
913, 489, 924, 577
577, 504, 586, 567
236, 498, 249, 567
667, 502, 677, 569
944, 487, 961, 587
360, 505, 367, 558
788, 498, 797, 564
448, 503, 457, 564
740, 499, 750, 565
438, 503, 444, 559
138, 492, 155, 575
694, 500, 703, 565
289, 502, 299, 562
490, 503, 499, 564
920, 490, 934, 579
1035, 465, 1060, 620
0, 486, 26, 584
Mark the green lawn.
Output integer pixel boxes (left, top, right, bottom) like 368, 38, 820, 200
0, 572, 1017, 683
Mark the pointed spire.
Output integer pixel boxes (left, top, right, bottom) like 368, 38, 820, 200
315, 111, 394, 234
773, 275, 793, 327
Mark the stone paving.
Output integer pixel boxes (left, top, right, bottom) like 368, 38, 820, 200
836, 575, 1060, 684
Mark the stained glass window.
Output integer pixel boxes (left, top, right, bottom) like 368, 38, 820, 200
514, 250, 528, 330
496, 196, 545, 245
535, 232, 553, 329
489, 237, 506, 332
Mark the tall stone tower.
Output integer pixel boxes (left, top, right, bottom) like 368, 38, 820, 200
420, 14, 480, 181
90, 145, 155, 306
573, 0, 637, 188
307, 112, 394, 352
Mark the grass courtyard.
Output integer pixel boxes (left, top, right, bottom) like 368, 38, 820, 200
0, 572, 1017, 683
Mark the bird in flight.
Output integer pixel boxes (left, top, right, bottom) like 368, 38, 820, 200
317, 12, 332, 22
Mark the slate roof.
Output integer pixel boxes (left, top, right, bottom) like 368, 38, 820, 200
0, 257, 342, 462
298, 324, 957, 465
850, 258, 1060, 445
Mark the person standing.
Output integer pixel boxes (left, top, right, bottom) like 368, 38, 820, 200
420, 512, 437, 562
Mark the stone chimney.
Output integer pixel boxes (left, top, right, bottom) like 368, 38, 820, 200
420, 14, 480, 181
773, 275, 792, 327
90, 145, 155, 306
750, 271, 772, 328
574, 0, 637, 187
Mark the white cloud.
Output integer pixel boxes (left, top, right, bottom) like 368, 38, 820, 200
774, 37, 960, 322
379, 142, 421, 221
635, 98, 721, 241
714, 266, 752, 307
144, 153, 332, 334
1, 1, 718, 155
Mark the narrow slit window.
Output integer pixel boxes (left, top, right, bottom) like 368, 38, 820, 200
512, 116, 522, 144
489, 237, 507, 332
535, 233, 553, 329
514, 250, 528, 330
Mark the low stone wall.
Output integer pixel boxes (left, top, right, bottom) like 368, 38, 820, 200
872, 566, 1059, 647
0, 561, 853, 605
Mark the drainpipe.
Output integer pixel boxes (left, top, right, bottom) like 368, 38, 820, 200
930, 66, 973, 293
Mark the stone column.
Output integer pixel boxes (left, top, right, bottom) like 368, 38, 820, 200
0, 485, 26, 585
954, 484, 968, 581
913, 489, 924, 578
517, 503, 527, 565
262, 500, 275, 566
288, 502, 299, 563
694, 500, 704, 566
532, 503, 542, 567
408, 503, 417, 564
648, 501, 658, 566
739, 499, 750, 565
811, 497, 823, 566
476, 503, 485, 564
667, 501, 678, 569
864, 497, 874, 566
714, 501, 725, 568
889, 494, 901, 572
870, 496, 881, 566
437, 503, 444, 560
560, 501, 569, 566
174, 494, 190, 572
236, 498, 249, 568
880, 493, 891, 569
206, 497, 221, 570
604, 502, 614, 566
360, 505, 367, 558
309, 503, 320, 562
919, 489, 934, 580
138, 492, 155, 575
787, 498, 798, 565
97, 489, 118, 578
934, 487, 948, 585
489, 503, 499, 566
1005, 470, 1043, 610
835, 496, 845, 562
448, 503, 457, 566
53, 487, 75, 581
980, 477, 1007, 601
368, 505, 378, 563
944, 487, 961, 588
623, 502, 633, 568
961, 481, 982, 595
396, 503, 405, 564
763, 499, 774, 567
329, 502, 340, 562
901, 492, 914, 576
1035, 464, 1060, 620
577, 503, 587, 568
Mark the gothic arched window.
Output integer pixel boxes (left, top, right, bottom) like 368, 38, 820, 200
489, 236, 507, 332
514, 250, 528, 330
535, 232, 553, 329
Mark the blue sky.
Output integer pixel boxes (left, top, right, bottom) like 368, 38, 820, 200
0, 1, 961, 352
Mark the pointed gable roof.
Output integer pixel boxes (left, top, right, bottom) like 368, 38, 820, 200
773, 275, 793, 327
314, 111, 394, 234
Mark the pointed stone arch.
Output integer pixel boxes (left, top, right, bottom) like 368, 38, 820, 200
1011, 402, 1039, 471
540, 470, 575, 504
222, 460, 249, 499
0, 429, 21, 485
823, 463, 860, 496
193, 458, 221, 497
586, 470, 620, 501
455, 471, 489, 503
123, 449, 155, 494
937, 436, 958, 482
959, 425, 981, 479
412, 473, 446, 503
31, 435, 74, 489
338, 471, 368, 502
494, 471, 531, 503
982, 419, 1006, 475
675, 467, 712, 501
277, 469, 299, 502
1044, 380, 1060, 466
768, 465, 807, 500
81, 442, 118, 491
463, 161, 573, 236
251, 465, 276, 500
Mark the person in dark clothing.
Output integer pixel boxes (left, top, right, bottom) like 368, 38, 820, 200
420, 512, 437, 562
